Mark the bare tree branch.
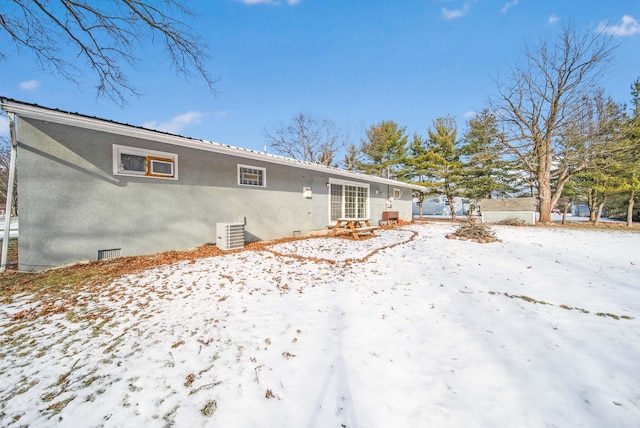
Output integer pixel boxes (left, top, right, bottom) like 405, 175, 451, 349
265, 114, 346, 167
491, 25, 618, 222
0, 0, 216, 105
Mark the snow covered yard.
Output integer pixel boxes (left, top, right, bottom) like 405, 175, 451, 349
1, 222, 639, 427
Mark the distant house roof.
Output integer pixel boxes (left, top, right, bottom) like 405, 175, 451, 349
1, 97, 423, 191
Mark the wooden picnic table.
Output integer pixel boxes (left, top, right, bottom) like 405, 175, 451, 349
329, 218, 378, 239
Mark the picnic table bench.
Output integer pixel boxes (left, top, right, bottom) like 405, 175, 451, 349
329, 218, 378, 239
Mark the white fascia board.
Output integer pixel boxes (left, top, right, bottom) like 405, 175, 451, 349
1, 98, 423, 190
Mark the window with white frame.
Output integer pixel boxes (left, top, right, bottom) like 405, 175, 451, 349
238, 164, 266, 187
330, 184, 343, 220
329, 180, 369, 221
113, 145, 177, 179
393, 188, 401, 198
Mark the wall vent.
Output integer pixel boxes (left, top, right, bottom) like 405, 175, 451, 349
98, 248, 122, 260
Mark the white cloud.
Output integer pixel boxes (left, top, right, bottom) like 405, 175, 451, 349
463, 110, 477, 119
19, 80, 40, 90
548, 14, 559, 24
598, 15, 640, 36
501, 0, 518, 14
441, 0, 478, 20
442, 4, 470, 20
142, 111, 207, 134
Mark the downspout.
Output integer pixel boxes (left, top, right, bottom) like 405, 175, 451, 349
1, 112, 17, 272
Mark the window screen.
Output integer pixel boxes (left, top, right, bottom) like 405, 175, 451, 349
120, 153, 146, 173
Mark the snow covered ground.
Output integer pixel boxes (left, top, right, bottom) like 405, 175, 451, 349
1, 222, 639, 427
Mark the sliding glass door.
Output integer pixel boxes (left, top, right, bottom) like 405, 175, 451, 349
329, 181, 369, 221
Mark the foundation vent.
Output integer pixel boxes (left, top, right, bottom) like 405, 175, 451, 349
98, 248, 122, 260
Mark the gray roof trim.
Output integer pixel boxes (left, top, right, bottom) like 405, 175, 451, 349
1, 97, 423, 190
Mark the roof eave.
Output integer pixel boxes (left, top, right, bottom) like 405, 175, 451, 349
1, 98, 422, 190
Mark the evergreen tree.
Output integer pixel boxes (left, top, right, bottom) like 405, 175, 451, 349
547, 94, 626, 223
358, 121, 408, 178
577, 167, 625, 224
420, 116, 464, 220
402, 133, 430, 218
617, 78, 640, 226
460, 109, 519, 201
402, 133, 429, 181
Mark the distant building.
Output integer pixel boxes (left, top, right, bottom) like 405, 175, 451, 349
413, 196, 471, 217
480, 197, 537, 225
571, 204, 591, 217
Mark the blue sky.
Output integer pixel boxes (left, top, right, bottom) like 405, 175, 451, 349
1, 0, 640, 155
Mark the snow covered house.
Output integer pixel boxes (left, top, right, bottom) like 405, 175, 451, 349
1, 98, 421, 271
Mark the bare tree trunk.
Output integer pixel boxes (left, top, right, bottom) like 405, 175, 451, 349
537, 145, 553, 223
627, 190, 635, 227
493, 28, 616, 226
538, 194, 551, 223
447, 194, 456, 221
588, 190, 597, 222
594, 196, 607, 226
562, 201, 572, 225
549, 167, 582, 220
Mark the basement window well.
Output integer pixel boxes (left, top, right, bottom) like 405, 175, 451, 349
113, 145, 178, 179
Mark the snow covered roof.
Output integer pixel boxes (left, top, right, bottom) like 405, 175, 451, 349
1, 97, 423, 190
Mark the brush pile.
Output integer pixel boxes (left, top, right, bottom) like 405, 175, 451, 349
446, 219, 501, 244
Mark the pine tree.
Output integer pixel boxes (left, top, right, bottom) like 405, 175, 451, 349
460, 109, 519, 202
358, 121, 408, 178
419, 116, 464, 220
402, 133, 430, 218
618, 78, 640, 226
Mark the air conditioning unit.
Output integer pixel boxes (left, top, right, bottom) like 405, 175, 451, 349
216, 222, 245, 250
